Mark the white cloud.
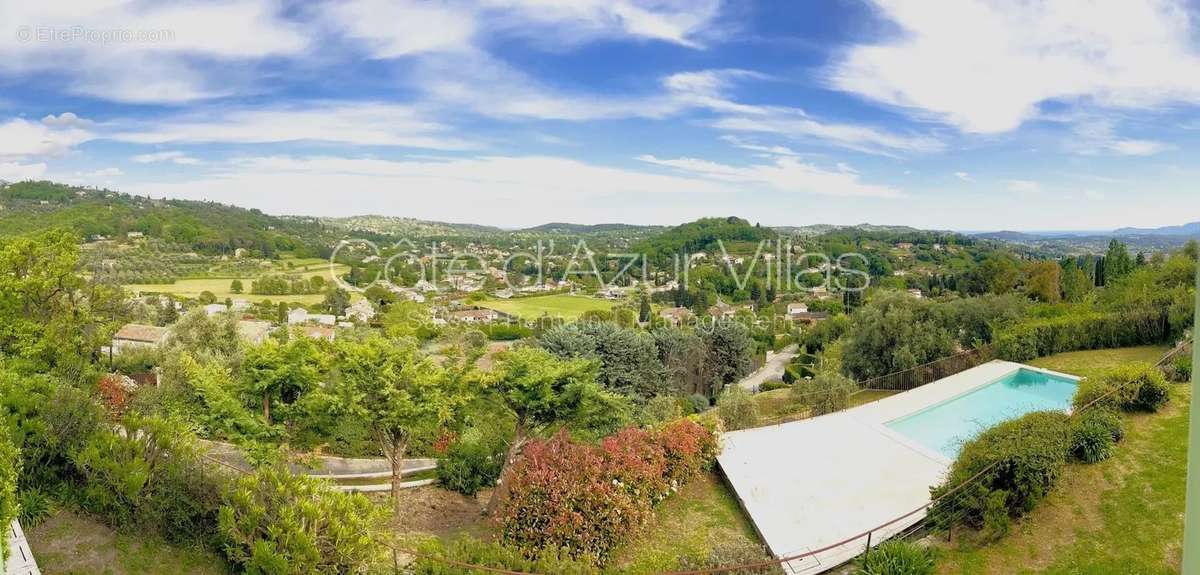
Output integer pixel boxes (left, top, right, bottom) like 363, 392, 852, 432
1071, 120, 1172, 156
0, 117, 94, 159
120, 153, 744, 225
110, 103, 474, 150
830, 0, 1200, 133
1007, 179, 1040, 193
131, 151, 202, 165
41, 112, 92, 128
323, 0, 722, 58
710, 110, 944, 156
0, 0, 309, 103
0, 161, 48, 181
637, 154, 903, 198
954, 171, 973, 182
89, 167, 123, 177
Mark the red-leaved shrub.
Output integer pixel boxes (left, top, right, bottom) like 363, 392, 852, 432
499, 418, 718, 562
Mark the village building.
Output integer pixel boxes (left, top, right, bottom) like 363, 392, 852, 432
111, 323, 170, 354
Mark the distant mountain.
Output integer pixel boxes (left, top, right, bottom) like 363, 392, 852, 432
775, 223, 928, 236
973, 230, 1043, 242
518, 222, 664, 235
321, 215, 502, 237
1113, 221, 1200, 237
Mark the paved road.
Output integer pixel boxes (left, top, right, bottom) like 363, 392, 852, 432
201, 439, 436, 478
738, 344, 799, 392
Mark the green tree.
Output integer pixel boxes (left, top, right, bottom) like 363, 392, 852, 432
332, 335, 474, 513
485, 347, 608, 514
1024, 261, 1062, 303
160, 296, 179, 325
716, 385, 759, 430
975, 253, 1021, 295
701, 320, 754, 397
638, 294, 651, 323
229, 279, 243, 294
1105, 239, 1134, 284
842, 291, 956, 380
322, 287, 351, 316
276, 301, 288, 324
198, 290, 217, 305
241, 338, 324, 425
1061, 262, 1092, 303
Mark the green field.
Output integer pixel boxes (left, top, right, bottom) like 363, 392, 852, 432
123, 262, 351, 305
476, 294, 616, 320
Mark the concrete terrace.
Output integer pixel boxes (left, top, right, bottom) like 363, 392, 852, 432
4, 520, 40, 575
717, 360, 1080, 574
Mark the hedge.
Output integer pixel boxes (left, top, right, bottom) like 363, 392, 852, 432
928, 411, 1072, 535
499, 419, 718, 562
994, 308, 1169, 362
1072, 362, 1170, 413
0, 424, 18, 565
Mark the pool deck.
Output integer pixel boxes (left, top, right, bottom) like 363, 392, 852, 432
717, 360, 1080, 574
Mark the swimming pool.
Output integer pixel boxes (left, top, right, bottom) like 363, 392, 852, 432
885, 368, 1078, 459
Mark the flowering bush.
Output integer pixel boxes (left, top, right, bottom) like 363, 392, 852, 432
96, 373, 136, 417
500, 418, 718, 563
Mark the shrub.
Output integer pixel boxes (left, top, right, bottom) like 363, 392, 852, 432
438, 428, 505, 497
1073, 362, 1170, 413
1171, 353, 1192, 383
928, 411, 1071, 531
994, 308, 1169, 362
0, 425, 19, 563
758, 380, 789, 392
72, 414, 223, 545
499, 419, 717, 562
717, 386, 760, 431
855, 540, 937, 575
678, 539, 781, 574
17, 488, 50, 529
218, 465, 385, 574
794, 370, 856, 416
638, 395, 684, 425
1070, 412, 1116, 464
409, 537, 599, 575
686, 394, 711, 414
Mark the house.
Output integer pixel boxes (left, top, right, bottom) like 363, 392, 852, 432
414, 279, 438, 292
287, 307, 309, 325
112, 323, 170, 354
230, 299, 252, 312
494, 288, 515, 299
597, 286, 624, 299
299, 325, 336, 342
895, 242, 914, 250
659, 307, 692, 326
786, 302, 810, 317
449, 309, 500, 323
126, 231, 144, 239
236, 320, 273, 345
203, 303, 228, 316
907, 289, 924, 299
789, 311, 831, 326
345, 299, 376, 322
707, 301, 737, 319
309, 313, 337, 326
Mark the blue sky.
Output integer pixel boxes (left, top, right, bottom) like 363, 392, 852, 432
1, 0, 1198, 230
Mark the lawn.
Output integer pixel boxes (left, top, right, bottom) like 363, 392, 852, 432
29, 510, 228, 575
934, 344, 1185, 575
476, 294, 616, 321
752, 387, 901, 425
614, 471, 765, 573
123, 263, 352, 305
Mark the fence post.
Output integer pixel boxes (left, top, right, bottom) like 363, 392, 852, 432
1181, 262, 1200, 575
864, 531, 872, 561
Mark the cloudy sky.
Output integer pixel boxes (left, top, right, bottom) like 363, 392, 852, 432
1, 0, 1198, 230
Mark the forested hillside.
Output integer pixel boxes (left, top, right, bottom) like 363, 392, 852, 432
0, 181, 329, 257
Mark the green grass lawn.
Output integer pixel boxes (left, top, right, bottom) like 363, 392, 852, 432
29, 510, 228, 575
752, 387, 901, 425
476, 294, 615, 321
935, 344, 1185, 575
614, 471, 764, 573
123, 263, 352, 305
1026, 344, 1173, 381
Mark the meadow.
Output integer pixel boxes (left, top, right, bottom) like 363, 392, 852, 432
123, 260, 351, 305
476, 293, 616, 320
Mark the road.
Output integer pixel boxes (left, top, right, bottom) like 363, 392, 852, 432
738, 344, 799, 392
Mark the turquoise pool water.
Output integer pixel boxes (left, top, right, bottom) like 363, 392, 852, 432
885, 368, 1078, 459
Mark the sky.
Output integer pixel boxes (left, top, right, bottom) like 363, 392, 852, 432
1, 0, 1198, 231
